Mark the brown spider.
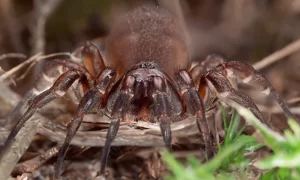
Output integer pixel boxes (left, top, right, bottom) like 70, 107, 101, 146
1, 6, 297, 179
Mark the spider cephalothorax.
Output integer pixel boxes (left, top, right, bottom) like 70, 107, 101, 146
1, 5, 297, 179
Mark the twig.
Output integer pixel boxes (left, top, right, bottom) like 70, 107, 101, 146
253, 38, 300, 70
224, 99, 285, 142
0, 53, 26, 61
0, 53, 27, 86
12, 145, 60, 175
0, 81, 201, 147
0, 53, 42, 82
0, 52, 80, 82
14, 62, 37, 82
31, 0, 64, 55
0, 117, 41, 180
257, 105, 300, 115
0, 67, 16, 86
287, 97, 300, 105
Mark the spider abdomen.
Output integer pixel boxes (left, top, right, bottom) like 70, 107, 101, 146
104, 6, 190, 80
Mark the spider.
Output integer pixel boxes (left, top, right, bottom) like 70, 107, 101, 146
1, 5, 297, 179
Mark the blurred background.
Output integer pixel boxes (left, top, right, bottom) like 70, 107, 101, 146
0, 0, 300, 97
0, 0, 300, 179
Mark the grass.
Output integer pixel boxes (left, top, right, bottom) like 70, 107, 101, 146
162, 105, 300, 180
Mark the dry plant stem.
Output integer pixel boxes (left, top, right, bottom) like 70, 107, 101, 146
226, 99, 285, 141
0, 115, 199, 148
0, 82, 199, 147
14, 62, 38, 82
0, 53, 42, 82
0, 118, 41, 180
0, 52, 80, 82
0, 53, 26, 61
288, 97, 300, 105
31, 0, 63, 55
0, 53, 27, 85
12, 145, 60, 175
40, 121, 166, 147
0, 83, 166, 179
253, 38, 300, 70
257, 105, 300, 115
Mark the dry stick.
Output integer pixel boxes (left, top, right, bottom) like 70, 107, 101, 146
0, 67, 16, 86
12, 145, 60, 175
0, 53, 27, 86
0, 52, 79, 82
31, 0, 64, 84
0, 53, 26, 61
257, 105, 300, 115
31, 0, 63, 55
0, 118, 41, 180
14, 62, 38, 82
0, 84, 61, 180
253, 38, 300, 70
287, 97, 300, 105
13, 52, 79, 82
0, 82, 200, 177
0, 53, 42, 82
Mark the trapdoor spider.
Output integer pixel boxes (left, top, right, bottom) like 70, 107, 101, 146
1, 6, 297, 179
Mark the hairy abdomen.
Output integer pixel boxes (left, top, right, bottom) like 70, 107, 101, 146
104, 6, 190, 79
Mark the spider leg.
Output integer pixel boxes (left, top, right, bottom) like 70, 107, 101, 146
100, 74, 182, 175
99, 119, 120, 175
43, 59, 93, 84
190, 54, 225, 84
215, 59, 297, 121
203, 71, 271, 127
54, 68, 116, 178
176, 70, 213, 157
152, 76, 173, 149
99, 75, 135, 175
190, 55, 225, 104
82, 42, 105, 76
4, 59, 92, 126
34, 59, 94, 101
54, 89, 102, 178
1, 70, 84, 153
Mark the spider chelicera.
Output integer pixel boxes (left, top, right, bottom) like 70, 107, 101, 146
1, 5, 297, 179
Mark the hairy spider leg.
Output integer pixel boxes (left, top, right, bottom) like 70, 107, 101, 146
82, 42, 105, 77
176, 70, 213, 158
44, 59, 94, 110
54, 90, 102, 178
215, 60, 298, 122
190, 54, 225, 85
189, 55, 225, 105
54, 68, 116, 178
152, 76, 173, 150
100, 74, 182, 175
4, 59, 92, 126
202, 71, 271, 127
1, 70, 84, 153
99, 75, 136, 175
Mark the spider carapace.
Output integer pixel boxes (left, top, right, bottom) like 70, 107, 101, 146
1, 5, 297, 179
